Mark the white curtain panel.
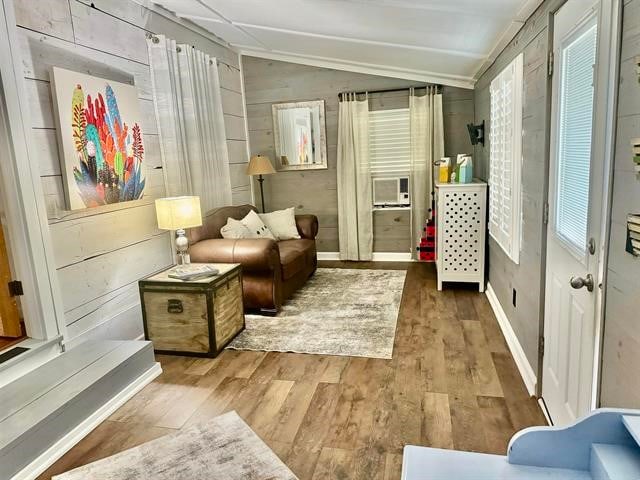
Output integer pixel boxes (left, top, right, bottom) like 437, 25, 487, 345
147, 35, 232, 213
410, 86, 444, 260
337, 93, 373, 261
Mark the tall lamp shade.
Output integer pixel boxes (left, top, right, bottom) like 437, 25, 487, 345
247, 155, 275, 213
155, 196, 202, 264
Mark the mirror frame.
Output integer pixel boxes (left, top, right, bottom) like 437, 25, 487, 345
271, 100, 328, 171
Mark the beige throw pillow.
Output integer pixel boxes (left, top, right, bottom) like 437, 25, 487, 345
220, 217, 252, 239
259, 208, 300, 241
240, 210, 276, 240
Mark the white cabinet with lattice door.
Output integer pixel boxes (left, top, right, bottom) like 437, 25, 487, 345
436, 181, 487, 292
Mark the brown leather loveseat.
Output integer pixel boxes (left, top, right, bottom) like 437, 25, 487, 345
187, 205, 318, 314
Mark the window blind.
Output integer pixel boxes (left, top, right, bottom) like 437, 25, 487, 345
369, 108, 410, 177
555, 21, 598, 256
489, 53, 523, 263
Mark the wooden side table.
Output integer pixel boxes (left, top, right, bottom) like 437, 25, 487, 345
139, 263, 244, 357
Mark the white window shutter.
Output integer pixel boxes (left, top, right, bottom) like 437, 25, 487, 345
489, 54, 523, 264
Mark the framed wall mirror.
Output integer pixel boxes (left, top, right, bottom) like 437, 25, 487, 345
272, 100, 328, 171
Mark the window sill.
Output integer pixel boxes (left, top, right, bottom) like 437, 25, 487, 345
372, 206, 412, 211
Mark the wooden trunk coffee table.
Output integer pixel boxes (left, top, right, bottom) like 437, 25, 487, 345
139, 263, 244, 357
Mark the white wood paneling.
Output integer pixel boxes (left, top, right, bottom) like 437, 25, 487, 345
14, 0, 74, 42
144, 134, 163, 169
27, 78, 156, 134
14, 0, 247, 343
231, 185, 252, 206
66, 299, 145, 347
57, 234, 172, 313
138, 98, 158, 135
69, 1, 150, 65
218, 63, 242, 92
227, 139, 248, 164
26, 79, 55, 129
224, 114, 247, 140
221, 89, 245, 117
18, 28, 151, 99
84, 0, 239, 68
65, 282, 140, 336
65, 280, 141, 327
141, 168, 166, 200
40, 176, 65, 218
230, 163, 249, 189
33, 129, 61, 176
49, 203, 163, 268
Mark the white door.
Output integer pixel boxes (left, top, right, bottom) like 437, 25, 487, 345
543, 0, 615, 426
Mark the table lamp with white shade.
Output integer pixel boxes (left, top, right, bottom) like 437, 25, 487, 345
247, 155, 276, 213
155, 196, 202, 265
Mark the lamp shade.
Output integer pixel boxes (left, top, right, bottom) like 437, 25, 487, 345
247, 155, 276, 176
155, 196, 202, 230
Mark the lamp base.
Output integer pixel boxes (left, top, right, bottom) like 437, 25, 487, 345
175, 229, 191, 265
258, 174, 266, 213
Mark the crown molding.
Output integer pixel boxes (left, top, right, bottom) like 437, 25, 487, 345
472, 0, 545, 80
473, 21, 525, 80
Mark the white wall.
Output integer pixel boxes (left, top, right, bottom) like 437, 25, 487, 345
12, 0, 250, 346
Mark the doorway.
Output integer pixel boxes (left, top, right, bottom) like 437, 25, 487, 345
542, 0, 618, 425
0, 190, 25, 350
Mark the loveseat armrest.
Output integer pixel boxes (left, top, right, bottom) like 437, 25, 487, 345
189, 238, 281, 274
295, 215, 319, 240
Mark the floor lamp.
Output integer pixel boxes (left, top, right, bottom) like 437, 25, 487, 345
247, 155, 276, 213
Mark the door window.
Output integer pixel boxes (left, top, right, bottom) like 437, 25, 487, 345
554, 18, 598, 259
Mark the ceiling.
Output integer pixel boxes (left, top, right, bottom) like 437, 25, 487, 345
150, 0, 543, 89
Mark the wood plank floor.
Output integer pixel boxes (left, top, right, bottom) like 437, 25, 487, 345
39, 262, 546, 479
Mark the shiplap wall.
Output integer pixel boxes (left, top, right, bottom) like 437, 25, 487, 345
243, 56, 474, 252
474, 0, 563, 375
600, 0, 640, 408
13, 0, 250, 345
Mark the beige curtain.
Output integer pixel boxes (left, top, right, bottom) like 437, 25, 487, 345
337, 93, 372, 261
148, 35, 232, 212
410, 86, 444, 260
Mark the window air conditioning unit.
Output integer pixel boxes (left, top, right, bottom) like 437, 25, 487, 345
373, 176, 410, 207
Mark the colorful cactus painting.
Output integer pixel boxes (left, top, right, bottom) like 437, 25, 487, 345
69, 82, 145, 208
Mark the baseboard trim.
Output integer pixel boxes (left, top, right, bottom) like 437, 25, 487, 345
317, 252, 340, 261
317, 252, 413, 262
485, 282, 537, 396
372, 252, 413, 262
11, 362, 162, 480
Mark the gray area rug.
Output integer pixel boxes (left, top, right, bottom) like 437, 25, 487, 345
53, 411, 297, 480
228, 268, 407, 359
